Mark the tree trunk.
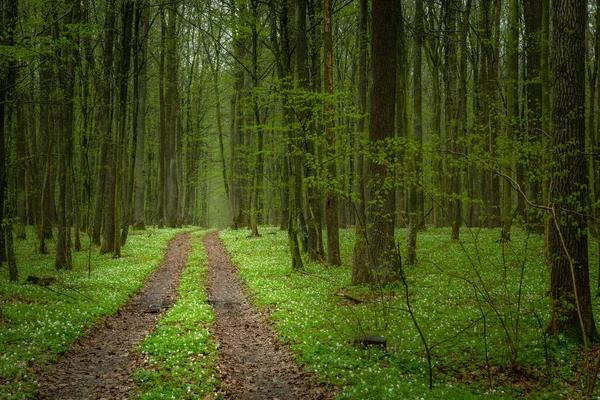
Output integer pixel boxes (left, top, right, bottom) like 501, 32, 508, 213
56, 0, 79, 269
250, 0, 264, 237
132, 2, 149, 231
0, 0, 18, 275
524, 0, 543, 230
424, 0, 443, 228
407, 0, 424, 265
324, 0, 341, 266
547, 0, 597, 343
362, 0, 398, 286
352, 0, 370, 283
501, 0, 519, 242
443, 0, 460, 240
164, 5, 180, 228
98, 0, 117, 252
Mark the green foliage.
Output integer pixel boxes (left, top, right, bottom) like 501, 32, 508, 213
0, 227, 187, 399
134, 231, 221, 399
220, 226, 597, 398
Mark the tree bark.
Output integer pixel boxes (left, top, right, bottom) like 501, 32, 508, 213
407, 0, 424, 265
501, 0, 519, 242
547, 0, 597, 343
0, 0, 18, 276
98, 0, 117, 252
362, 0, 398, 286
352, 0, 370, 283
132, 2, 149, 231
324, 0, 341, 266
164, 4, 180, 228
56, 0, 79, 269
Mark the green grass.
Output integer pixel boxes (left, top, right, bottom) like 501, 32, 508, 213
219, 226, 597, 399
134, 230, 221, 399
0, 227, 188, 399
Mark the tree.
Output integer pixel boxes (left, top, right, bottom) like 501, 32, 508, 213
324, 0, 341, 266
352, 0, 369, 283
98, 0, 117, 252
132, 1, 149, 231
358, 0, 399, 286
407, 0, 424, 266
547, 0, 597, 343
163, 4, 181, 228
500, 0, 519, 242
55, 0, 79, 269
0, 0, 18, 280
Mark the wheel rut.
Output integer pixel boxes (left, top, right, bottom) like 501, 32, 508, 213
36, 232, 191, 400
204, 231, 327, 400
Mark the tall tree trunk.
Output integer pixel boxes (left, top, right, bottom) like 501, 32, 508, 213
38, 3, 59, 253
250, 0, 264, 237
352, 0, 370, 283
407, 0, 424, 265
524, 0, 543, 230
361, 0, 398, 286
547, 0, 597, 343
0, 0, 18, 277
229, 5, 246, 229
115, 0, 134, 248
104, 0, 134, 257
501, 0, 519, 242
56, 0, 79, 269
98, 0, 117, 252
15, 105, 27, 239
425, 0, 443, 228
324, 0, 341, 266
164, 4, 180, 228
293, 0, 318, 260
132, 2, 149, 231
443, 0, 460, 240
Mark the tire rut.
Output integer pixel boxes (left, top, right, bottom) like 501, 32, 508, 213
204, 231, 327, 400
36, 232, 191, 400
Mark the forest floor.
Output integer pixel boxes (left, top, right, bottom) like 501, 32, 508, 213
204, 231, 328, 399
36, 232, 191, 399
35, 231, 326, 399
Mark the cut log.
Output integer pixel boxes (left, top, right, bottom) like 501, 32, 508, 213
354, 335, 387, 349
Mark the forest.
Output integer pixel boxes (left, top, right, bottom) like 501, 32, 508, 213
1, 0, 600, 398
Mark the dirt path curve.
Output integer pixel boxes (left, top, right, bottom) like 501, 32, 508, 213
36, 232, 191, 400
204, 231, 327, 400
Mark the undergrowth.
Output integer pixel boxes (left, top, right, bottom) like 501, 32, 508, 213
0, 227, 187, 399
134, 230, 221, 399
219, 226, 599, 399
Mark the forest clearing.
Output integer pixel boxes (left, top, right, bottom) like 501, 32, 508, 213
0, 226, 598, 399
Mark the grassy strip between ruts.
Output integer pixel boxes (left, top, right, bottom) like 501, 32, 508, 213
134, 230, 221, 399
219, 226, 597, 399
0, 227, 189, 400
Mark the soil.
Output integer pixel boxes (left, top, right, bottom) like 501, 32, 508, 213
35, 231, 329, 399
36, 232, 191, 400
204, 231, 328, 400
